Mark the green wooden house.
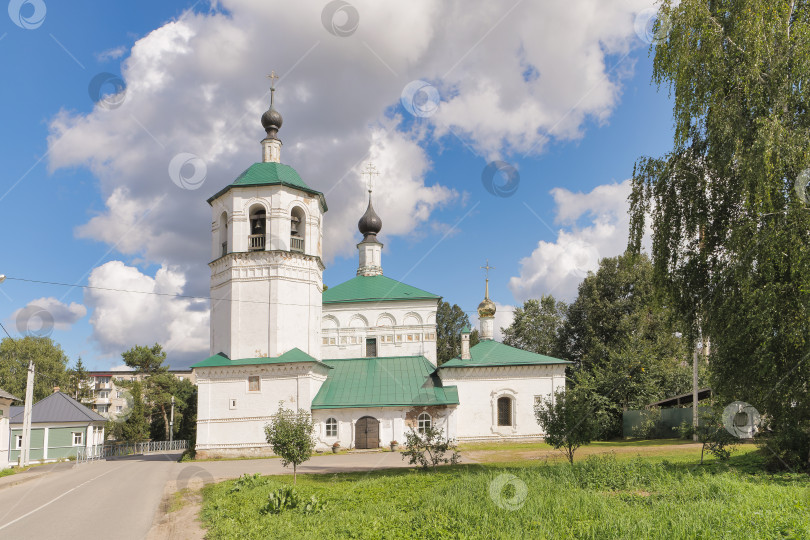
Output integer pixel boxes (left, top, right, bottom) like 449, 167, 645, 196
9, 392, 106, 463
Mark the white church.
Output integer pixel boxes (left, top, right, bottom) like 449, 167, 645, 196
192, 84, 570, 457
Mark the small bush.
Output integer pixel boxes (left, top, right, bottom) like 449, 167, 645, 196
261, 486, 325, 515
401, 426, 460, 469
229, 473, 268, 494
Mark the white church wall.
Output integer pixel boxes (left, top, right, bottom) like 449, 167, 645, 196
195, 363, 330, 457
321, 299, 438, 363
311, 405, 456, 450
439, 364, 566, 441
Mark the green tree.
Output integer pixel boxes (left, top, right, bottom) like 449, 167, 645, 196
111, 379, 150, 442
535, 388, 605, 465
0, 336, 70, 402
559, 253, 695, 437
502, 295, 567, 357
264, 403, 315, 484
436, 301, 480, 364
401, 426, 460, 469
66, 357, 91, 401
122, 343, 168, 374
628, 1, 810, 469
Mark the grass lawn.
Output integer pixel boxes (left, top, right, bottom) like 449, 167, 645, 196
200, 446, 810, 539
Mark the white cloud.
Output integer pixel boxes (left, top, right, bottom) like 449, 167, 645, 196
95, 46, 128, 63
45, 1, 655, 350
509, 179, 633, 302
84, 261, 208, 366
11, 297, 87, 333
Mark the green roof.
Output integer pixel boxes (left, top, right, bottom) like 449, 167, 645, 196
323, 275, 440, 304
191, 348, 332, 369
207, 162, 327, 211
440, 340, 572, 368
311, 356, 458, 409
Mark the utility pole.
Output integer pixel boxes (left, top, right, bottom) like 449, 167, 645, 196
169, 395, 175, 443
21, 360, 34, 466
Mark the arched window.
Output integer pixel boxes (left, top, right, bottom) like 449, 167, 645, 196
325, 417, 338, 437
290, 206, 305, 253
417, 412, 432, 434
219, 212, 228, 257
248, 205, 266, 251
497, 397, 512, 427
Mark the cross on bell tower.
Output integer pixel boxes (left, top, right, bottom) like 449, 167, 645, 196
477, 259, 497, 341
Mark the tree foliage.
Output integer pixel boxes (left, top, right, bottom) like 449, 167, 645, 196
630, 1, 810, 469
502, 295, 567, 357
264, 403, 315, 484
0, 336, 70, 402
559, 253, 696, 437
66, 357, 91, 401
401, 426, 460, 469
677, 407, 737, 464
436, 301, 479, 364
535, 388, 605, 465
110, 379, 150, 442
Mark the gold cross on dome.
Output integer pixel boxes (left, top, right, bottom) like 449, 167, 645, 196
362, 162, 380, 193
267, 71, 279, 89
481, 259, 495, 279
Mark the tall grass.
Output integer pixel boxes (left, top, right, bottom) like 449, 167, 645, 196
200, 453, 810, 539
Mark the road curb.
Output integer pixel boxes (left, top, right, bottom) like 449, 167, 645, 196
0, 470, 54, 491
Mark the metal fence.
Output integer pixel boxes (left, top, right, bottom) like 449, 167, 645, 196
77, 440, 188, 464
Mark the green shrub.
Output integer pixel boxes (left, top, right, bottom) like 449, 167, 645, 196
229, 473, 268, 494
401, 426, 460, 469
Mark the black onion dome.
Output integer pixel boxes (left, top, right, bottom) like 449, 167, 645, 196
261, 106, 283, 139
358, 195, 382, 240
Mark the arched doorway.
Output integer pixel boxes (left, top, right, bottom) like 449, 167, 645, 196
355, 416, 379, 449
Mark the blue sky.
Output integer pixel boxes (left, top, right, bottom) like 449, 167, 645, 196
0, 0, 673, 370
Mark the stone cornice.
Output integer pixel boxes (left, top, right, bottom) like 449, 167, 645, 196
198, 416, 274, 424
438, 364, 562, 380
209, 249, 325, 272
196, 363, 324, 380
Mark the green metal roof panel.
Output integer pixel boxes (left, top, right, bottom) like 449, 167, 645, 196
322, 275, 440, 304
440, 340, 572, 368
207, 162, 327, 211
191, 348, 331, 369
311, 356, 459, 409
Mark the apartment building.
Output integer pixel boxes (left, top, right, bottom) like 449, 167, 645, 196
82, 370, 196, 419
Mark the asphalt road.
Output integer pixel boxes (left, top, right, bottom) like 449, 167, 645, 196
0, 450, 414, 539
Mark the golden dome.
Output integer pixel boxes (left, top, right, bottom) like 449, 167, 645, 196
477, 297, 496, 318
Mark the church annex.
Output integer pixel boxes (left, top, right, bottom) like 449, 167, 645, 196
192, 83, 570, 457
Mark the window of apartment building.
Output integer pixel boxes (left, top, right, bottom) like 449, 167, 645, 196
99, 391, 109, 399
97, 405, 109, 413
116, 390, 122, 398
116, 405, 123, 412
248, 375, 261, 392
72, 432, 84, 446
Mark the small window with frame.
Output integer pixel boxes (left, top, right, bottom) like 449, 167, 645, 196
417, 412, 432, 434
72, 431, 84, 446
325, 417, 338, 437
15, 435, 22, 449
229, 398, 237, 410
248, 375, 261, 392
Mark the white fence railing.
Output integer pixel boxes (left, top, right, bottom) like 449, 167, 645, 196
77, 440, 188, 464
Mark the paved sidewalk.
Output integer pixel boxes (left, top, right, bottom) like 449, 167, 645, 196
0, 460, 76, 491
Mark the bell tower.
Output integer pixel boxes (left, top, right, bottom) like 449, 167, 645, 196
207, 75, 327, 360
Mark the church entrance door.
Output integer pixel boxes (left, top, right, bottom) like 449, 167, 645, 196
355, 416, 379, 449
